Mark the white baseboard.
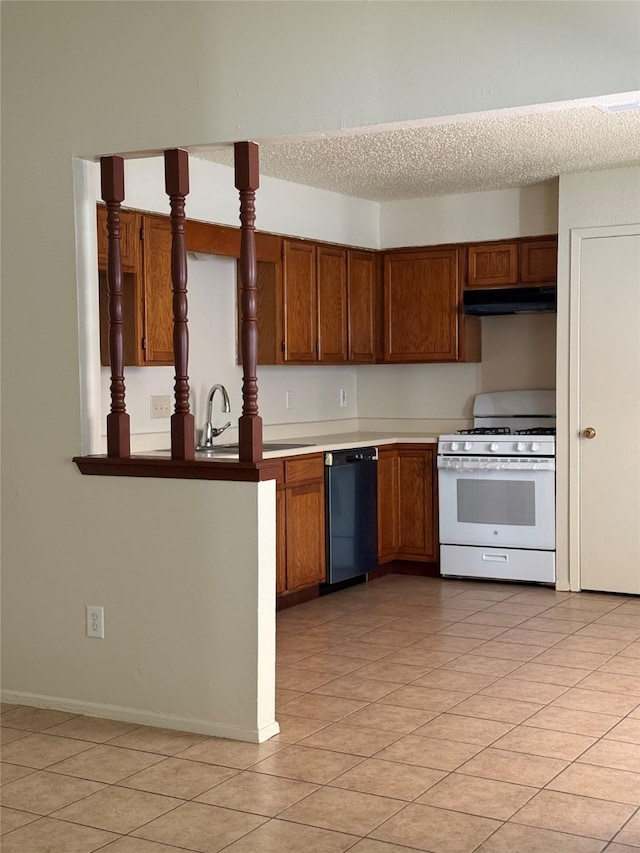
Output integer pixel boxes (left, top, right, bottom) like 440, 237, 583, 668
0, 690, 280, 744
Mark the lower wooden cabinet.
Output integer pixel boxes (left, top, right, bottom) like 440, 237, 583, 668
377, 448, 399, 561
377, 445, 438, 564
276, 454, 326, 597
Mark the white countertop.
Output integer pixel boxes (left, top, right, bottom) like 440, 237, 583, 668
139, 431, 439, 461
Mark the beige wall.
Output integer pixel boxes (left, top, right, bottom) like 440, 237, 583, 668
358, 184, 559, 427
2, 1, 637, 731
556, 165, 640, 590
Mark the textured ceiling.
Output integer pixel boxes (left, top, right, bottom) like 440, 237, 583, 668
192, 103, 640, 201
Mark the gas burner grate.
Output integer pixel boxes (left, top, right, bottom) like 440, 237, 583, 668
456, 427, 512, 435
515, 428, 556, 435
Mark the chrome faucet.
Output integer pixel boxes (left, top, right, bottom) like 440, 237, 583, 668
197, 384, 231, 449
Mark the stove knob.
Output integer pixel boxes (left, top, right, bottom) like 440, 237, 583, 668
490, 442, 499, 452
531, 442, 540, 452
464, 441, 472, 451
517, 441, 526, 452
450, 442, 459, 451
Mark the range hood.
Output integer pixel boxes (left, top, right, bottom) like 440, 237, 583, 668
464, 286, 556, 316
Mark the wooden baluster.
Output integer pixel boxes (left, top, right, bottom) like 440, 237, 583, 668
101, 156, 130, 458
165, 149, 195, 460
235, 141, 263, 463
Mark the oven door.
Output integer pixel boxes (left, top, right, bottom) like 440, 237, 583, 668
437, 456, 555, 550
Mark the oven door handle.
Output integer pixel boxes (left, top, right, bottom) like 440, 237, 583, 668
437, 456, 555, 472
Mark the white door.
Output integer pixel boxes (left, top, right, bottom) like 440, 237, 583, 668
578, 231, 640, 594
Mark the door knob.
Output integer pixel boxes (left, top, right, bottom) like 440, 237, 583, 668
582, 427, 597, 439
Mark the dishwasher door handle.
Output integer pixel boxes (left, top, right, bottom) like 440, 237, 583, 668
325, 448, 378, 467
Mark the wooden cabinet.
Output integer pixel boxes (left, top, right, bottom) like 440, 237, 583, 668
377, 448, 399, 562
141, 215, 175, 365
97, 207, 174, 367
318, 246, 348, 362
520, 237, 557, 284
466, 236, 558, 289
283, 240, 318, 362
278, 239, 378, 365
383, 248, 479, 363
276, 453, 326, 598
397, 447, 438, 561
468, 242, 518, 288
275, 486, 287, 595
348, 250, 377, 363
377, 445, 438, 564
97, 205, 140, 272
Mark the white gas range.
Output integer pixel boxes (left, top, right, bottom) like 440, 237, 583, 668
438, 390, 556, 584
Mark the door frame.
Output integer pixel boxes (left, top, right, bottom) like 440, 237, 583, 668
567, 223, 640, 591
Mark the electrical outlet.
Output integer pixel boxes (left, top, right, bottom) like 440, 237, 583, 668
86, 605, 104, 639
339, 388, 348, 407
285, 390, 293, 410
150, 395, 171, 419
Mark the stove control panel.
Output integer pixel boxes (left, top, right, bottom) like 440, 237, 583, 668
438, 436, 555, 457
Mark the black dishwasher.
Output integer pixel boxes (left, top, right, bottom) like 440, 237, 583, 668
324, 447, 378, 585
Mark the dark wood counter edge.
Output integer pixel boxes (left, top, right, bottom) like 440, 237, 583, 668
73, 455, 281, 482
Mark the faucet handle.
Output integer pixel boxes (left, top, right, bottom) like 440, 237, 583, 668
211, 421, 231, 437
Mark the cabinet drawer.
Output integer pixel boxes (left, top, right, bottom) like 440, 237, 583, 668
285, 455, 324, 484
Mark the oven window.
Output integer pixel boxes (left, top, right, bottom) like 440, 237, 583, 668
457, 479, 536, 526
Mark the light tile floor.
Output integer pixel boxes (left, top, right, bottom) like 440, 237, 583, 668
1, 574, 640, 852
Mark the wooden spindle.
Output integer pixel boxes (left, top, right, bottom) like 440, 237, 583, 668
101, 156, 130, 458
165, 149, 195, 460
235, 141, 263, 463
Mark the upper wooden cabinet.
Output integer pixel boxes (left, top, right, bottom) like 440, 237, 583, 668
277, 239, 375, 365
383, 248, 480, 363
283, 240, 319, 362
97, 205, 140, 273
466, 236, 558, 289
317, 246, 348, 363
97, 207, 174, 367
141, 215, 175, 365
520, 237, 558, 284
468, 242, 518, 288
347, 250, 377, 363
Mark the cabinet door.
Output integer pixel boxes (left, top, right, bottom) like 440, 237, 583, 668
520, 238, 558, 284
98, 271, 143, 367
348, 250, 376, 363
142, 215, 174, 366
276, 486, 287, 595
397, 447, 437, 561
377, 448, 398, 562
97, 206, 140, 273
467, 242, 518, 288
317, 246, 348, 362
237, 258, 283, 365
283, 240, 317, 362
285, 480, 326, 589
384, 250, 460, 362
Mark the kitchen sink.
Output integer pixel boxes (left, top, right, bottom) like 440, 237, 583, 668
198, 442, 315, 455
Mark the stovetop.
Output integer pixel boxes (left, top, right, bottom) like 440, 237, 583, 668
439, 390, 557, 457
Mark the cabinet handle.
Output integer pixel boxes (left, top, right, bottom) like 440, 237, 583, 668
582, 427, 597, 439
